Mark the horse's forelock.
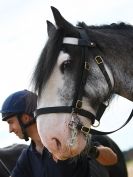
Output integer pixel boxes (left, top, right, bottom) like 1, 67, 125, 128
32, 29, 64, 95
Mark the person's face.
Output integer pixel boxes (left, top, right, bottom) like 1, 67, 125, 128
6, 116, 24, 139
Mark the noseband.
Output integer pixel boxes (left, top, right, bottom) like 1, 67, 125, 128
35, 28, 113, 135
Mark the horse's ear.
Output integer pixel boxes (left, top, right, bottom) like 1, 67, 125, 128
46, 20, 56, 37
51, 6, 79, 36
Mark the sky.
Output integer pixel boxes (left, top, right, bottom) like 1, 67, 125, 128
0, 0, 133, 151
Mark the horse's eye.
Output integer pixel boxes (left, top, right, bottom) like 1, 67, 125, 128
60, 60, 72, 73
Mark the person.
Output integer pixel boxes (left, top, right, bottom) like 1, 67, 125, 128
0, 90, 44, 177
0, 89, 117, 177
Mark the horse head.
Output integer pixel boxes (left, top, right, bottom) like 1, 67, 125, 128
33, 7, 133, 160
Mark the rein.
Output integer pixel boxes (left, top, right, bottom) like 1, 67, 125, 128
35, 28, 133, 135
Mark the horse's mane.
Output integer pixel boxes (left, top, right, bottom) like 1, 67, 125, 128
77, 22, 133, 30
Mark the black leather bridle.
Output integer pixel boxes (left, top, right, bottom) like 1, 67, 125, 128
35, 28, 133, 135
35, 29, 112, 133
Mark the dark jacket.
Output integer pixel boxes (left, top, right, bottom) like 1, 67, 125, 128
11, 141, 91, 177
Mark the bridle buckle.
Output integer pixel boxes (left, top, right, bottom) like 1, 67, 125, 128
85, 62, 89, 70
81, 125, 90, 136
95, 56, 103, 64
76, 100, 82, 109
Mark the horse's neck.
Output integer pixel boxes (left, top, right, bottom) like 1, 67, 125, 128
110, 62, 133, 101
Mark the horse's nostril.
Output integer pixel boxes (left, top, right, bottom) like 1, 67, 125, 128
52, 138, 61, 150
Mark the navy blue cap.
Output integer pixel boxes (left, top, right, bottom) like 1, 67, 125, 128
0, 90, 37, 121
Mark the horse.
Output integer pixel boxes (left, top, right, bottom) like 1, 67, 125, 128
0, 144, 28, 177
32, 6, 133, 160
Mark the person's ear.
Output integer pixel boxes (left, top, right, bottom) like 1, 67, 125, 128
22, 114, 31, 123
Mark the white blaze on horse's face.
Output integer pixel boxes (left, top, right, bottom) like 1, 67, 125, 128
37, 51, 92, 160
